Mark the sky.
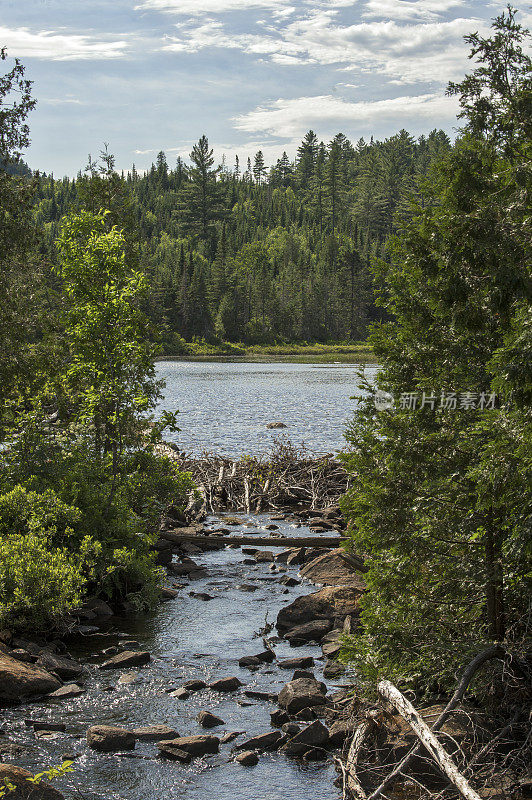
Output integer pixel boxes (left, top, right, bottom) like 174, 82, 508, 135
2, 0, 530, 176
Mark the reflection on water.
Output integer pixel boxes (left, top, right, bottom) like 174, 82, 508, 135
156, 360, 378, 457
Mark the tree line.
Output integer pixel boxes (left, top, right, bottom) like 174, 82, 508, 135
31, 127, 451, 350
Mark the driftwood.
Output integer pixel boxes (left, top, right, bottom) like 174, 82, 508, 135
159, 438, 348, 513
367, 645, 503, 800
377, 681, 483, 800
344, 712, 380, 800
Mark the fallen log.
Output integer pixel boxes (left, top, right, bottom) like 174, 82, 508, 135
162, 532, 344, 548
344, 712, 379, 800
367, 645, 503, 800
377, 680, 483, 800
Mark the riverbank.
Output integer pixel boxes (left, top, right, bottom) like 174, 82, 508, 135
159, 341, 376, 363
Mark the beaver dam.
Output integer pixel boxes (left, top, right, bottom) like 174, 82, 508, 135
161, 439, 350, 516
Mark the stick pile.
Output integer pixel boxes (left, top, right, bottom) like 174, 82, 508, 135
159, 437, 349, 513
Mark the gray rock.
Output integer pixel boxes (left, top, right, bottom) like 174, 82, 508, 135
86, 725, 135, 752
169, 688, 190, 699
278, 656, 314, 670
157, 743, 192, 762
100, 650, 150, 670
197, 710, 225, 728
281, 720, 330, 756
46, 684, 84, 700
36, 652, 83, 681
284, 620, 332, 645
323, 660, 345, 679
235, 750, 259, 766
0, 654, 60, 704
328, 719, 356, 747
157, 735, 219, 757
270, 709, 290, 728
209, 676, 242, 692
236, 731, 285, 751
183, 679, 207, 691
280, 576, 300, 587
254, 551, 275, 563
278, 678, 327, 714
276, 586, 362, 634
133, 725, 179, 741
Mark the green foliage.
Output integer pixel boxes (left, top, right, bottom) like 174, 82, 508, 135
340, 8, 531, 692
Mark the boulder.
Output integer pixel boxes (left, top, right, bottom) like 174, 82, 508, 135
286, 548, 307, 566
99, 650, 150, 670
300, 548, 366, 588
209, 676, 242, 692
235, 750, 259, 766
280, 576, 300, 587
133, 725, 179, 741
158, 735, 219, 757
328, 719, 356, 747
276, 586, 363, 634
266, 422, 287, 429
284, 620, 332, 645
0, 654, 60, 705
323, 660, 345, 679
254, 551, 275, 563
157, 743, 192, 762
197, 710, 225, 728
239, 650, 274, 668
270, 709, 290, 727
278, 656, 314, 670
46, 684, 84, 700
183, 679, 207, 691
169, 688, 190, 700
0, 764, 64, 799
278, 678, 327, 714
86, 725, 135, 752
238, 656, 260, 669
281, 720, 330, 756
321, 630, 342, 659
9, 649, 35, 663
236, 731, 285, 751
36, 652, 83, 681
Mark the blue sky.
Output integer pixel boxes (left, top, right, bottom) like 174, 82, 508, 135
3, 0, 528, 176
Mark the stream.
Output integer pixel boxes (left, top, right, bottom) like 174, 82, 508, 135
2, 513, 346, 799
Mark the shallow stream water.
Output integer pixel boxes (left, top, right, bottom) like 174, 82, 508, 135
1, 360, 374, 799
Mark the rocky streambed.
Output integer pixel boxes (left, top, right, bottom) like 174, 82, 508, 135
0, 508, 365, 800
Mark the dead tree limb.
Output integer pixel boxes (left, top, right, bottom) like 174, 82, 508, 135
367, 645, 503, 800
377, 681, 483, 800
344, 712, 379, 800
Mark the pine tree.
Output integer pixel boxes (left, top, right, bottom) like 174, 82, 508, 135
253, 151, 266, 184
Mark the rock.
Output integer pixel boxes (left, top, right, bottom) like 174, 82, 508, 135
209, 676, 242, 692
239, 650, 275, 668
302, 747, 327, 761
189, 592, 214, 601
197, 710, 225, 728
9, 649, 35, 663
284, 619, 333, 645
36, 652, 83, 681
278, 656, 314, 670
86, 725, 136, 752
300, 548, 366, 588
217, 732, 242, 745
264, 524, 279, 530
328, 719, 356, 747
236, 584, 257, 592
236, 731, 285, 751
294, 707, 318, 721
183, 679, 207, 691
286, 548, 307, 566
158, 735, 219, 757
244, 689, 278, 701
169, 688, 190, 699
157, 743, 192, 762
270, 709, 290, 727
133, 725, 179, 741
46, 684, 84, 700
280, 576, 300, 587
238, 656, 260, 669
276, 586, 363, 634
117, 672, 139, 685
281, 722, 302, 735
321, 630, 342, 659
323, 660, 345, 679
266, 422, 287, 429
235, 750, 259, 766
281, 720, 330, 756
0, 654, 61, 704
100, 650, 150, 670
254, 551, 275, 563
0, 764, 65, 799
278, 678, 327, 714
86, 599, 114, 617
26, 721, 66, 732
161, 587, 179, 599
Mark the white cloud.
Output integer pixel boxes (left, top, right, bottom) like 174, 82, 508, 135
362, 0, 468, 22
0, 26, 127, 60
233, 92, 460, 139
159, 9, 489, 85
136, 0, 291, 15
43, 97, 83, 105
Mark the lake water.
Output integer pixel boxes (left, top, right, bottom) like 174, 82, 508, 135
156, 360, 379, 457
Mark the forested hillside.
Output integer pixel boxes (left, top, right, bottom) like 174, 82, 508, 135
32, 128, 451, 350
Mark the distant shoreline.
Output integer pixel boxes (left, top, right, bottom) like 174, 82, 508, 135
157, 341, 376, 363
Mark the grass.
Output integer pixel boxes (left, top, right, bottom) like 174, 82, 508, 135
159, 340, 376, 363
